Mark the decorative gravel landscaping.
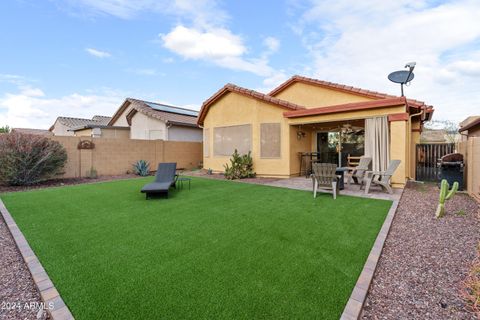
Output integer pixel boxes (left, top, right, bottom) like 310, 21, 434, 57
362, 182, 480, 319
1, 177, 392, 320
0, 216, 47, 320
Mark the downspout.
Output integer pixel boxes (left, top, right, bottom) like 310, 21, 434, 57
407, 105, 424, 180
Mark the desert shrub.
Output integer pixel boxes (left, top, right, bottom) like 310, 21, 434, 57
223, 149, 255, 180
133, 160, 150, 176
0, 132, 67, 186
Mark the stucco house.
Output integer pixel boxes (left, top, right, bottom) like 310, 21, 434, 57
71, 125, 130, 139
459, 116, 480, 201
459, 116, 480, 139
108, 98, 202, 142
49, 115, 111, 136
198, 75, 434, 187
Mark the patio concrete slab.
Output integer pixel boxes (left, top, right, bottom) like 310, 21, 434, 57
263, 176, 402, 201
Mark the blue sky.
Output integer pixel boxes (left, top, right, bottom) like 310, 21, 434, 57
1, 0, 479, 129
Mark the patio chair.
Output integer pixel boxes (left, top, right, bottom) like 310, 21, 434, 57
345, 157, 372, 186
360, 160, 401, 194
311, 163, 340, 199
141, 163, 177, 199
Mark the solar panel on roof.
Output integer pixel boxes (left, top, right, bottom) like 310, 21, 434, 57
146, 102, 198, 117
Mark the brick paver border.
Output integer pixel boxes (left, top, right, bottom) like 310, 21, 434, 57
0, 199, 74, 320
339, 195, 402, 320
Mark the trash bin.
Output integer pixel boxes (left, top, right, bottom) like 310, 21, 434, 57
438, 153, 464, 190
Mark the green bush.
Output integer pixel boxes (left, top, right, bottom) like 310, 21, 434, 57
0, 132, 67, 186
223, 149, 256, 180
133, 160, 150, 176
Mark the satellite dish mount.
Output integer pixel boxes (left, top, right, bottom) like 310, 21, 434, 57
388, 62, 416, 96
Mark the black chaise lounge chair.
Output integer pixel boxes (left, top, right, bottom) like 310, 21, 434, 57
141, 162, 177, 199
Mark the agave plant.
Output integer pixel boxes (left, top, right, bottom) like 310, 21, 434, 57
133, 160, 150, 176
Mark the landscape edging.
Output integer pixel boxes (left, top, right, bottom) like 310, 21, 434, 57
0, 198, 74, 320
339, 191, 402, 320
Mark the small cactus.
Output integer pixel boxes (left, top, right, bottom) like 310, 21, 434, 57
435, 179, 459, 218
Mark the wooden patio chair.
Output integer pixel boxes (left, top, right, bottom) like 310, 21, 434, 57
360, 160, 401, 194
311, 163, 340, 199
347, 154, 362, 167
345, 157, 372, 186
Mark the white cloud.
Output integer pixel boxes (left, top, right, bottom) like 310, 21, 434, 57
126, 68, 159, 76
65, 0, 228, 25
263, 37, 280, 53
290, 0, 480, 122
0, 86, 123, 129
161, 25, 282, 77
161, 26, 245, 60
85, 47, 111, 58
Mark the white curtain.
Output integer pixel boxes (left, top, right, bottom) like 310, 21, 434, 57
364, 116, 390, 172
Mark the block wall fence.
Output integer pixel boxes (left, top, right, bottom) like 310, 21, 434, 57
459, 137, 480, 202
52, 137, 203, 178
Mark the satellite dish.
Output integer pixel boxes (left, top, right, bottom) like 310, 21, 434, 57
388, 62, 416, 96
388, 70, 414, 84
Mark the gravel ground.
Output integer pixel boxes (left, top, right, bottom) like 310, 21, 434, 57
362, 182, 480, 319
0, 215, 48, 320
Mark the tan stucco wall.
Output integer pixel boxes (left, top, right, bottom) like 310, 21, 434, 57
286, 106, 405, 125
74, 128, 130, 139
390, 121, 408, 187
74, 128, 92, 137
110, 104, 133, 127
51, 136, 202, 178
130, 112, 167, 140
52, 121, 75, 136
168, 125, 203, 142
273, 82, 374, 108
102, 128, 130, 139
203, 92, 291, 177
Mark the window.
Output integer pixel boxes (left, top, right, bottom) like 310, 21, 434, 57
260, 123, 281, 158
203, 128, 210, 157
214, 124, 251, 156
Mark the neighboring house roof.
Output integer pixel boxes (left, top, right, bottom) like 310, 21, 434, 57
283, 97, 408, 118
109, 98, 199, 128
197, 84, 305, 126
199, 76, 434, 125
49, 115, 111, 131
269, 75, 429, 108
11, 128, 53, 136
459, 116, 480, 132
420, 129, 451, 143
92, 115, 112, 122
69, 125, 131, 132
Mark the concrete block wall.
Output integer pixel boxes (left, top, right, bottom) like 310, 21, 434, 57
459, 137, 480, 202
51, 137, 202, 178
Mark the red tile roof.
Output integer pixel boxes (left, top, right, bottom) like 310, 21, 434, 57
197, 84, 305, 126
283, 97, 408, 118
269, 75, 428, 108
199, 75, 434, 125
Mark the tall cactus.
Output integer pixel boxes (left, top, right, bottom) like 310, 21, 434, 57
435, 179, 459, 218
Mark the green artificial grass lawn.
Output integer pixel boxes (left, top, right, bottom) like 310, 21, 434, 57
1, 177, 392, 319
